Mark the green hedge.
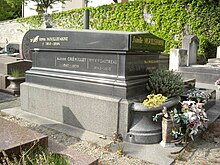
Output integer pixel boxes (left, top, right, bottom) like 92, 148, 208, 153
17, 0, 220, 59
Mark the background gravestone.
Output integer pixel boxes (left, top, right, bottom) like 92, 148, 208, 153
217, 46, 220, 58
5, 43, 19, 54
0, 56, 32, 90
182, 35, 199, 66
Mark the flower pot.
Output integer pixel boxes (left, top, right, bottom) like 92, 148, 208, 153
126, 97, 179, 144
6, 76, 25, 95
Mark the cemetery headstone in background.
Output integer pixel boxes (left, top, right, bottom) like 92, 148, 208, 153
182, 35, 199, 66
0, 56, 32, 91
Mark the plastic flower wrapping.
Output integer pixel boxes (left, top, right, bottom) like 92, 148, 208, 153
215, 78, 220, 89
179, 101, 208, 140
153, 100, 209, 141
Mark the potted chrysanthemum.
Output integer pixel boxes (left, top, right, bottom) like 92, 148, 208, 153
126, 69, 184, 144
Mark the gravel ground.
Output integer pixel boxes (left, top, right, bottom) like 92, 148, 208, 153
1, 98, 220, 165
2, 113, 220, 165
174, 119, 220, 165
0, 114, 154, 165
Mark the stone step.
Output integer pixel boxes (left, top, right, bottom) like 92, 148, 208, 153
208, 58, 220, 64
178, 66, 220, 85
179, 65, 220, 74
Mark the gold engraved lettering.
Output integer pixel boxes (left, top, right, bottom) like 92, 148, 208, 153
129, 65, 157, 72
132, 36, 143, 44
132, 36, 164, 46
144, 38, 164, 46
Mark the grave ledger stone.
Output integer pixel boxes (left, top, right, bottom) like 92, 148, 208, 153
21, 29, 164, 137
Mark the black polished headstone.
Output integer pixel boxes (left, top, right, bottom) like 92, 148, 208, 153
5, 43, 19, 54
23, 29, 165, 98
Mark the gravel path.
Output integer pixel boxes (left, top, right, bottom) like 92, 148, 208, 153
174, 119, 220, 165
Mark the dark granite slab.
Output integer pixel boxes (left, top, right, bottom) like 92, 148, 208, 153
22, 30, 164, 98
0, 117, 48, 160
23, 29, 164, 98
22, 29, 165, 57
26, 51, 159, 98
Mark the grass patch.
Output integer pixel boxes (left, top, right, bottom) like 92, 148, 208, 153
1, 147, 70, 165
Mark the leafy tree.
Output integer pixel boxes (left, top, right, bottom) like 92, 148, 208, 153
0, 0, 23, 21
27, 0, 67, 14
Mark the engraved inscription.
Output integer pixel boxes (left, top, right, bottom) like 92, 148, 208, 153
132, 36, 164, 46
30, 36, 69, 47
127, 59, 159, 73
54, 55, 117, 73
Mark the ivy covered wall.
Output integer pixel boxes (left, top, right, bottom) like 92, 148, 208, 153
17, 0, 220, 59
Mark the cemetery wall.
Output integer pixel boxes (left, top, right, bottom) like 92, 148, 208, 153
0, 0, 219, 58
0, 21, 26, 47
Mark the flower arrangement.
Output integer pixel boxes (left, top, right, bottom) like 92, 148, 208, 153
143, 94, 167, 108
171, 101, 208, 141
215, 78, 220, 89
153, 101, 208, 141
